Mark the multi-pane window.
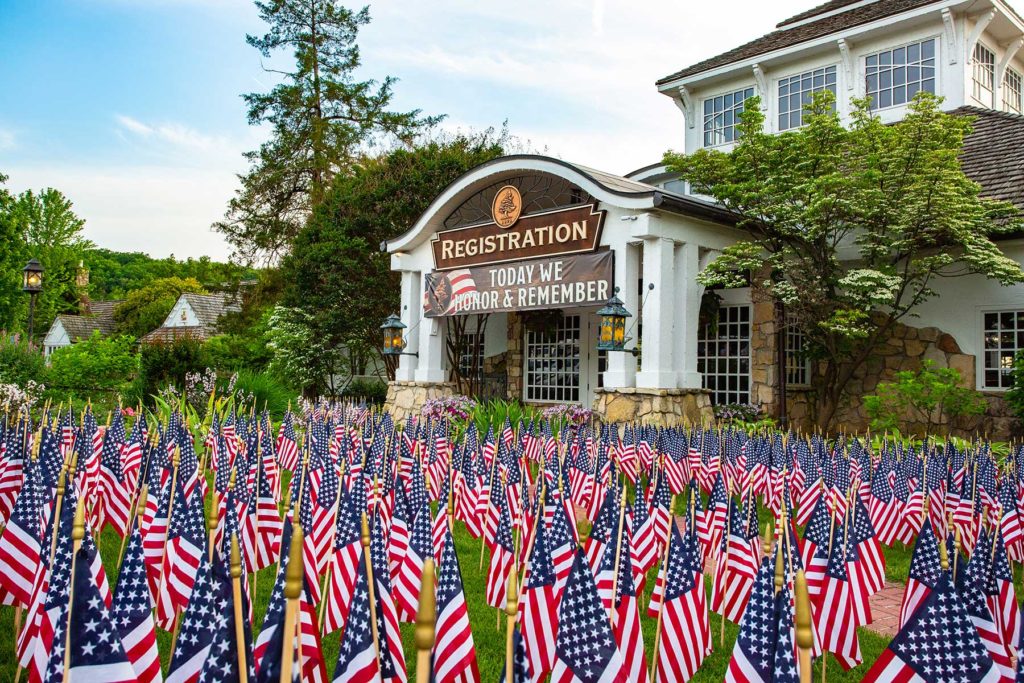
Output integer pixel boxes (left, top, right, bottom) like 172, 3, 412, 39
525, 314, 581, 403
778, 66, 837, 130
982, 310, 1024, 390
698, 304, 751, 405
458, 331, 484, 382
973, 43, 996, 106
703, 87, 755, 146
785, 317, 811, 387
865, 39, 936, 110
1004, 68, 1023, 114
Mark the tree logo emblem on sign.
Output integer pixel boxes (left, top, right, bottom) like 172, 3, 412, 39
491, 185, 522, 228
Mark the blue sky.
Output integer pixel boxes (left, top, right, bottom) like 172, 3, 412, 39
1, 0, 810, 260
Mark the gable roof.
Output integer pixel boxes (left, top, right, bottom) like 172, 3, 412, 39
51, 300, 123, 343
656, 0, 940, 85
955, 106, 1024, 210
179, 292, 242, 328
141, 326, 210, 345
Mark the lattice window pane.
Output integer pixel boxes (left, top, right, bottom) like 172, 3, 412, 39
1004, 69, 1022, 114
785, 317, 811, 387
973, 44, 996, 106
865, 38, 936, 110
982, 309, 1022, 389
525, 314, 581, 403
703, 87, 755, 147
459, 331, 485, 382
778, 66, 837, 130
698, 304, 752, 405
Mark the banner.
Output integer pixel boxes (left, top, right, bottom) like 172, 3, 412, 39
423, 250, 613, 317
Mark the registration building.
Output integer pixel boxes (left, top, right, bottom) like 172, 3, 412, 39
385, 0, 1024, 435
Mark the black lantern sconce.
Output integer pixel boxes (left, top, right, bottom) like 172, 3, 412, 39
381, 313, 418, 357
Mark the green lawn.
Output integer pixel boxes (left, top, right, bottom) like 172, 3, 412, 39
0, 509, 893, 683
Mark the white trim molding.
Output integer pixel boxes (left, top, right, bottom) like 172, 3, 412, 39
942, 8, 958, 64
673, 85, 696, 129
966, 9, 998, 64
837, 38, 856, 90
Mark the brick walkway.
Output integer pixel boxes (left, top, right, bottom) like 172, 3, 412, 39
865, 581, 904, 637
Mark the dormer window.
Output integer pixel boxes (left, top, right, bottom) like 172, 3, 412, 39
1004, 68, 1022, 114
703, 87, 755, 147
973, 44, 996, 107
865, 38, 936, 110
778, 66, 836, 130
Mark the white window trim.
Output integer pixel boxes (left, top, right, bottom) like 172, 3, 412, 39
1003, 67, 1023, 114
700, 85, 757, 149
972, 42, 997, 108
784, 317, 813, 388
698, 301, 753, 405
862, 35, 941, 112
774, 63, 840, 131
976, 305, 1022, 392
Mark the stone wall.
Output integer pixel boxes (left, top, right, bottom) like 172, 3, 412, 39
506, 312, 524, 401
593, 387, 714, 426
383, 381, 456, 424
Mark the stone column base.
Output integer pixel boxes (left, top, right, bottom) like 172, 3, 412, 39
593, 387, 713, 426
384, 381, 457, 424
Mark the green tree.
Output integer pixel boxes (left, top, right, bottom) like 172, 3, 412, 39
0, 175, 26, 330
47, 331, 139, 396
279, 129, 509, 388
215, 0, 441, 263
84, 248, 257, 299
265, 305, 343, 394
113, 276, 206, 338
665, 92, 1024, 429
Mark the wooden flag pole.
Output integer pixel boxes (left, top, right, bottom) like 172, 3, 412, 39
280, 522, 304, 683
649, 501, 676, 683
118, 485, 148, 571
505, 564, 519, 683
63, 498, 87, 682
362, 513, 382, 669
230, 534, 249, 683
795, 569, 813, 683
608, 485, 628, 629
414, 557, 436, 683
207, 490, 219, 562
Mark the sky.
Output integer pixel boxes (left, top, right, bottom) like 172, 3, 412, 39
0, 0, 813, 261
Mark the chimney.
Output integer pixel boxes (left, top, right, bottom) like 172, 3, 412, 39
76, 261, 91, 314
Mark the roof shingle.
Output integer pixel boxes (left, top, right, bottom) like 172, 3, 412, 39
53, 300, 123, 342
954, 106, 1024, 210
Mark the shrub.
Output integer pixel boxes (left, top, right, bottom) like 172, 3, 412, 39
136, 335, 209, 402
1006, 352, 1024, 422
205, 332, 273, 373
47, 331, 138, 398
230, 369, 293, 418
341, 378, 387, 404
864, 359, 987, 436
0, 331, 45, 386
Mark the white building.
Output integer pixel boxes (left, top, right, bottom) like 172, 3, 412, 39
141, 292, 242, 344
385, 0, 1024, 436
42, 300, 121, 359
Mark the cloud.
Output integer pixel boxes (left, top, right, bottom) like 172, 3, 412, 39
114, 114, 246, 159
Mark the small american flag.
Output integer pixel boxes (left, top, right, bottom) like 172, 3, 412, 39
111, 524, 162, 682
433, 527, 481, 683
332, 548, 382, 683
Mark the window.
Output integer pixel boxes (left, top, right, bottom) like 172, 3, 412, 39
525, 314, 581, 403
1004, 68, 1022, 114
662, 179, 687, 195
785, 317, 811, 387
458, 331, 484, 382
698, 304, 751, 405
778, 66, 836, 130
982, 310, 1024, 390
703, 87, 755, 146
865, 38, 936, 110
973, 43, 996, 106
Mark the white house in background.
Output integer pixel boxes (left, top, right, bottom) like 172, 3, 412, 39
42, 300, 122, 359
384, 0, 1024, 436
141, 292, 242, 345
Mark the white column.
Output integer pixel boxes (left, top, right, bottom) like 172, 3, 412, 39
395, 270, 420, 381
675, 242, 704, 388
414, 314, 446, 383
636, 237, 677, 388
602, 242, 639, 388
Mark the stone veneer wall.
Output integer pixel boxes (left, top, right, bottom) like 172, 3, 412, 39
383, 380, 456, 424
506, 312, 524, 401
593, 387, 714, 426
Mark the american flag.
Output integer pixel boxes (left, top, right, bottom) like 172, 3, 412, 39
197, 546, 256, 682
111, 523, 162, 683
63, 543, 137, 683
395, 500, 433, 622
369, 514, 406, 683
157, 483, 207, 630
485, 492, 515, 610
713, 499, 759, 625
388, 480, 411, 583
550, 549, 628, 683
520, 506, 558, 679
323, 488, 362, 635
813, 524, 862, 670
332, 547, 382, 683
957, 532, 1015, 682
277, 412, 299, 473
652, 523, 708, 683
0, 454, 44, 607
99, 411, 132, 537
546, 488, 577, 599
608, 514, 649, 683
868, 463, 899, 545
988, 530, 1020, 662
724, 548, 781, 683
898, 520, 943, 629
165, 551, 219, 683
862, 570, 999, 683
433, 527, 481, 683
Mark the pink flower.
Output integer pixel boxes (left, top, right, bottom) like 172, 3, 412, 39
122, 407, 135, 417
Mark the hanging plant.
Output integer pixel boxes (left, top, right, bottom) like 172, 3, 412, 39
698, 290, 723, 335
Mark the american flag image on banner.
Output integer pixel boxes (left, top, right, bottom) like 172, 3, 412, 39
424, 270, 477, 316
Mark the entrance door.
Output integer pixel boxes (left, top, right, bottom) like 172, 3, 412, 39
522, 310, 604, 406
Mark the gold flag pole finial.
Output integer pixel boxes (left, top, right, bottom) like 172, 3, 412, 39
774, 532, 786, 594
207, 490, 220, 562
415, 557, 437, 683
938, 534, 950, 571
280, 522, 305, 683
795, 569, 813, 683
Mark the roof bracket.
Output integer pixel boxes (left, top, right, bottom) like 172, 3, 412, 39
942, 8, 958, 64
997, 37, 1024, 80
673, 86, 696, 129
837, 38, 855, 90
752, 63, 769, 107
965, 9, 997, 64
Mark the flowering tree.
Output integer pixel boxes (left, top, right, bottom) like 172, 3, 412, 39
665, 92, 1024, 428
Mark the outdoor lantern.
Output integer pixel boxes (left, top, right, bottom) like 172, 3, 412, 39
596, 289, 633, 353
380, 313, 408, 356
22, 259, 43, 293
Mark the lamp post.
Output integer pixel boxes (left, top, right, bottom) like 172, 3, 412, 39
22, 259, 43, 342
380, 313, 418, 357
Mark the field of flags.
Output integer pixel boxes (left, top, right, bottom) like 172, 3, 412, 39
0, 399, 1023, 682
